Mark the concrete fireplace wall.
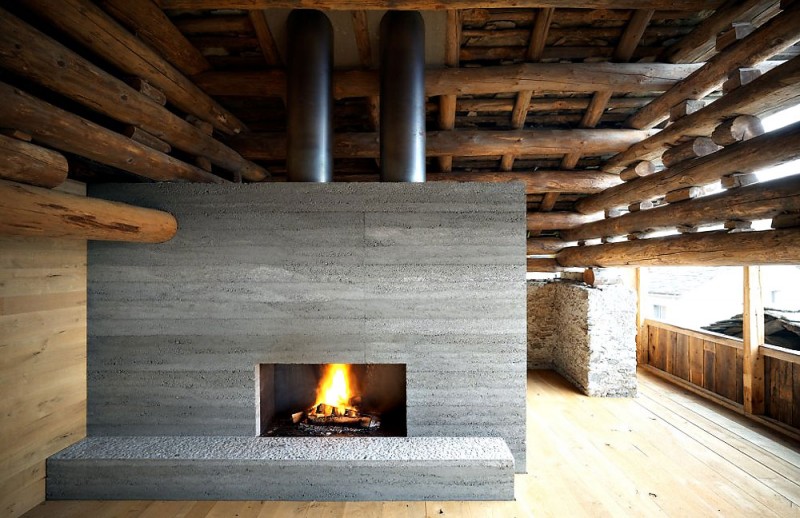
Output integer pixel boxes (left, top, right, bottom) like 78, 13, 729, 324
87, 183, 527, 469
527, 280, 637, 397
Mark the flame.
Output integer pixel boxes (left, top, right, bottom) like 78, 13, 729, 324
315, 364, 354, 411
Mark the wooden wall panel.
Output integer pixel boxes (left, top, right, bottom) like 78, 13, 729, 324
0, 182, 87, 518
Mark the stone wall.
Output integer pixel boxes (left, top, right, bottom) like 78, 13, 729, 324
527, 280, 637, 397
87, 183, 527, 470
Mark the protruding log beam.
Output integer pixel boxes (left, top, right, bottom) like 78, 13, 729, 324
427, 170, 622, 193
0, 9, 268, 181
579, 121, 800, 214
457, 96, 657, 113
0, 134, 68, 188
661, 137, 721, 167
0, 82, 224, 184
97, 0, 211, 76
556, 228, 800, 267
711, 115, 765, 146
21, 0, 244, 135
527, 211, 602, 232
159, 0, 723, 8
628, 6, 800, 129
723, 67, 762, 94
193, 62, 702, 99
233, 128, 652, 160
604, 54, 800, 172
619, 161, 656, 182
527, 257, 565, 272
0, 179, 177, 242
527, 237, 569, 256
662, 0, 777, 63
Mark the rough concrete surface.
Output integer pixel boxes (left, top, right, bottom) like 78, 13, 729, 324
86, 183, 527, 479
47, 437, 515, 500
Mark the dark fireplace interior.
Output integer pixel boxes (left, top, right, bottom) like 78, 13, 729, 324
257, 363, 407, 437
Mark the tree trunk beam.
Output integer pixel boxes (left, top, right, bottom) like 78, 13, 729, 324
661, 137, 721, 168
562, 174, 800, 242
556, 228, 800, 267
427, 170, 622, 193
619, 161, 656, 182
581, 121, 800, 214
662, 0, 777, 63
159, 0, 725, 9
123, 127, 172, 154
0, 134, 68, 188
97, 0, 211, 76
627, 6, 800, 129
669, 99, 706, 121
21, 0, 245, 136
664, 186, 705, 203
0, 178, 177, 242
527, 257, 565, 272
772, 212, 800, 229
193, 62, 702, 99
712, 115, 765, 146
527, 237, 569, 255
527, 211, 602, 232
0, 9, 268, 181
604, 54, 800, 172
715, 22, 755, 52
233, 129, 652, 160
0, 82, 224, 184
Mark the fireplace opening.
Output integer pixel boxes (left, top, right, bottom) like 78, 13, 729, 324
257, 363, 406, 437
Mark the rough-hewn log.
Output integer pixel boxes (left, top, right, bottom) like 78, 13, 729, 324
579, 121, 800, 214
527, 238, 569, 255
426, 171, 622, 193
628, 6, 800, 129
527, 211, 602, 232
0, 82, 224, 184
711, 115, 765, 146
97, 0, 211, 76
232, 129, 652, 160
457, 97, 656, 113
193, 62, 702, 99
662, 0, 777, 63
556, 228, 800, 267
21, 0, 244, 135
619, 161, 656, 182
0, 179, 177, 242
564, 174, 800, 242
526, 257, 565, 272
159, 0, 723, 9
661, 137, 721, 167
0, 134, 68, 188
0, 10, 269, 182
604, 54, 800, 172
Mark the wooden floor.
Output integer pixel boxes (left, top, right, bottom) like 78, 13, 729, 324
23, 369, 800, 518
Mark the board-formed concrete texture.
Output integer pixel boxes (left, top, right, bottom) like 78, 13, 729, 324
47, 436, 515, 501
86, 183, 527, 473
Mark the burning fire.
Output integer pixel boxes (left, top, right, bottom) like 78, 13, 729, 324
314, 363, 355, 413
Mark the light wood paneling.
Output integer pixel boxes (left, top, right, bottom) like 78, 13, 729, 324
0, 182, 87, 518
22, 369, 800, 517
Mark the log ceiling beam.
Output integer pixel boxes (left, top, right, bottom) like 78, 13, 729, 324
0, 9, 269, 181
527, 238, 569, 256
604, 53, 800, 172
662, 0, 779, 63
577, 120, 800, 214
0, 134, 68, 189
438, 9, 460, 173
562, 174, 800, 242
0, 179, 177, 243
193, 62, 702, 99
232, 129, 653, 161
527, 212, 603, 232
21, 0, 245, 135
97, 0, 211, 76
0, 82, 225, 184
428, 170, 622, 193
556, 228, 800, 267
158, 0, 724, 10
627, 5, 800, 129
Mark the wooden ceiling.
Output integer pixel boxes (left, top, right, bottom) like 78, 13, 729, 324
2, 0, 800, 269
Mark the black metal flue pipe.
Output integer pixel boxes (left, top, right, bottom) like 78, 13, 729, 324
286, 10, 333, 182
379, 11, 426, 182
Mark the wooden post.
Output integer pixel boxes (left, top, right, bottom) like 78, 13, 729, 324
743, 266, 766, 415
0, 178, 177, 242
635, 267, 647, 365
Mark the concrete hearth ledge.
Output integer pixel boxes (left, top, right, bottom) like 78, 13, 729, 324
47, 436, 515, 501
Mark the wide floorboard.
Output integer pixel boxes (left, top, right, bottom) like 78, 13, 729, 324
23, 369, 800, 517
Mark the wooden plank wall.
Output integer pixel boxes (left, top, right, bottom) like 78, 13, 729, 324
765, 355, 800, 430
644, 320, 744, 405
0, 181, 87, 518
